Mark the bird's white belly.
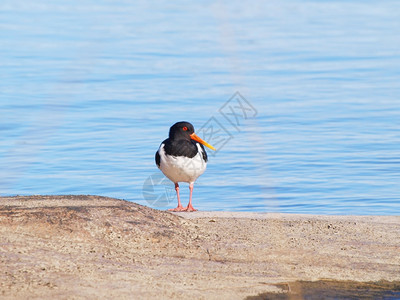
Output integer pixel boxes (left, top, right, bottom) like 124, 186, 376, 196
158, 144, 207, 183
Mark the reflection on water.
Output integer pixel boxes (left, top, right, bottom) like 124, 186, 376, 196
1, 1, 399, 214
246, 280, 400, 300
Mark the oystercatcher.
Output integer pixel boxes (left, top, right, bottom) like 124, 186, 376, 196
155, 121, 216, 211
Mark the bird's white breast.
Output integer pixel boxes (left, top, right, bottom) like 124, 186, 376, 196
158, 143, 207, 183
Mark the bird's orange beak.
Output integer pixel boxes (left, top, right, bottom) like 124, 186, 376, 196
190, 133, 216, 151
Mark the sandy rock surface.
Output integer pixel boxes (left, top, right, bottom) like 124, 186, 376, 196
1, 195, 399, 299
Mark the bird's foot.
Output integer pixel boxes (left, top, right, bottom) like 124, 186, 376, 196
168, 205, 186, 212
184, 205, 197, 212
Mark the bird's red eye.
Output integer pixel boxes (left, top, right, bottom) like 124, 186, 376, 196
183, 126, 188, 131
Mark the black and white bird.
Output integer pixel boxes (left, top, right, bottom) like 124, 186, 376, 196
155, 121, 215, 211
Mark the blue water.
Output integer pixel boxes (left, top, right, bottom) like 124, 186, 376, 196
1, 1, 399, 214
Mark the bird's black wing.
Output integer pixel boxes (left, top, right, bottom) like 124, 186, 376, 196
155, 140, 167, 168
198, 143, 208, 162
155, 150, 161, 167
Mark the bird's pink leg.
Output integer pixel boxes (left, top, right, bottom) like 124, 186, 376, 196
185, 182, 197, 212
168, 183, 186, 211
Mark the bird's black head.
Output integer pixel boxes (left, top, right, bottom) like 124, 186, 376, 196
167, 121, 216, 150
169, 121, 195, 140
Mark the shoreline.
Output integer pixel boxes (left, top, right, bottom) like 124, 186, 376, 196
1, 195, 400, 299
172, 210, 400, 221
